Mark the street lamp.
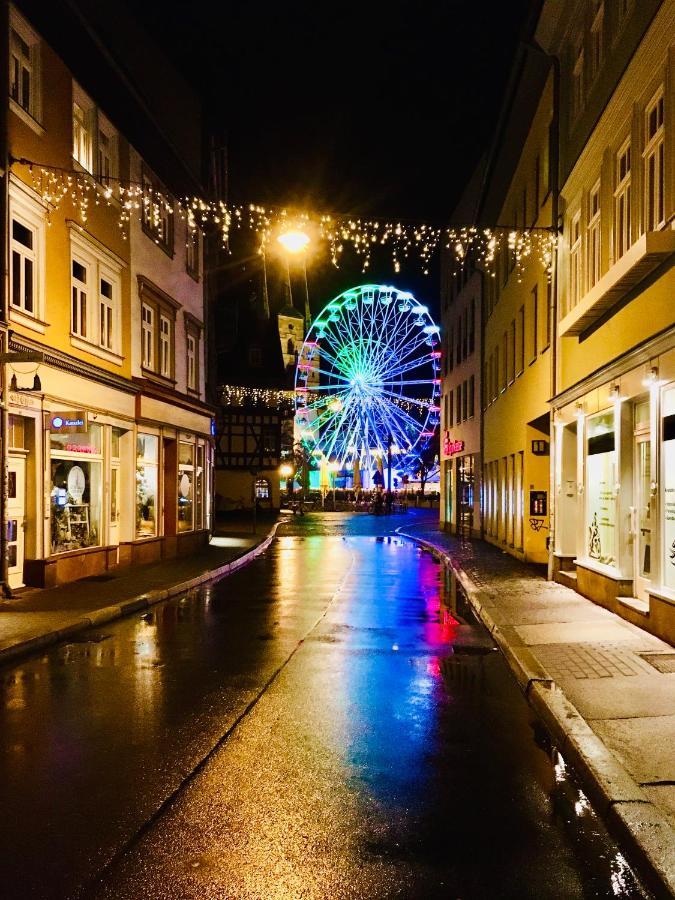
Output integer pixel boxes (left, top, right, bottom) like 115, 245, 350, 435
327, 460, 339, 508
280, 462, 294, 501
277, 229, 310, 254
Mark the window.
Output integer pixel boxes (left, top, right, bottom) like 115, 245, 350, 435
533, 155, 540, 221
69, 230, 122, 358
590, 2, 604, 80
456, 384, 461, 424
136, 434, 158, 538
178, 442, 195, 533
186, 228, 200, 279
615, 141, 631, 258
97, 113, 118, 186
502, 332, 508, 391
568, 212, 582, 313
142, 304, 154, 369
587, 181, 601, 289
517, 306, 525, 376
138, 277, 178, 380
11, 216, 35, 315
159, 315, 171, 377
468, 299, 475, 355
99, 277, 114, 350
462, 379, 468, 421
50, 425, 103, 554
73, 100, 92, 171
468, 375, 475, 419
71, 259, 87, 337
9, 12, 40, 124
142, 167, 174, 255
187, 334, 197, 391
508, 320, 516, 384
448, 390, 454, 429
531, 285, 538, 361
572, 44, 584, 118
544, 279, 552, 349
644, 89, 665, 232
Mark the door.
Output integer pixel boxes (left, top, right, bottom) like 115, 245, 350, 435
633, 434, 652, 601
7, 455, 26, 589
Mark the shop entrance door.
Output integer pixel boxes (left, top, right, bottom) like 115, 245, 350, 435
633, 434, 652, 602
7, 455, 26, 588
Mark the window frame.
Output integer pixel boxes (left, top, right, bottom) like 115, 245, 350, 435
9, 9, 41, 130
138, 276, 180, 383
142, 166, 175, 257
69, 226, 123, 361
8, 178, 47, 330
614, 138, 632, 259
643, 87, 665, 233
587, 179, 601, 290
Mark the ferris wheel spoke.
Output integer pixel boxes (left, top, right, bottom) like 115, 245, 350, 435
374, 392, 429, 433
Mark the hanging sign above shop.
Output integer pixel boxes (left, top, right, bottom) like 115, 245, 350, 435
49, 411, 88, 434
443, 432, 465, 456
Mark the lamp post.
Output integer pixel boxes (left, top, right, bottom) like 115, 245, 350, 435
328, 460, 339, 509
280, 462, 294, 502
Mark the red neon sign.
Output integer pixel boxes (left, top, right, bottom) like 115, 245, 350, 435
443, 432, 464, 456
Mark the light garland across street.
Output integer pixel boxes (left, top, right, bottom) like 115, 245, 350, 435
14, 157, 558, 277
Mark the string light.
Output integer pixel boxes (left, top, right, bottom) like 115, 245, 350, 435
15, 158, 558, 276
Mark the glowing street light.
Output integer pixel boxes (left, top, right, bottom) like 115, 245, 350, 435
277, 229, 310, 254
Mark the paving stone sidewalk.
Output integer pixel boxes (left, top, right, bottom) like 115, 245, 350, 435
399, 521, 675, 898
0, 522, 277, 666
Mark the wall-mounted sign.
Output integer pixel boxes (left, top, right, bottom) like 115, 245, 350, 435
49, 411, 88, 434
529, 490, 547, 516
443, 431, 465, 457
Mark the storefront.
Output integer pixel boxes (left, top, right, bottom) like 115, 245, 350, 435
440, 432, 481, 538
552, 335, 675, 644
5, 353, 213, 588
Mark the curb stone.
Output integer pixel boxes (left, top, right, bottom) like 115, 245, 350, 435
398, 528, 675, 899
0, 520, 281, 669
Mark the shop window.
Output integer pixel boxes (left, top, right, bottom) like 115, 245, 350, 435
50, 424, 103, 554
178, 441, 194, 532
195, 445, 205, 530
662, 386, 675, 592
136, 433, 158, 538
586, 410, 616, 567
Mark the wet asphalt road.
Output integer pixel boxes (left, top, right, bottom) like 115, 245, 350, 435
0, 512, 648, 899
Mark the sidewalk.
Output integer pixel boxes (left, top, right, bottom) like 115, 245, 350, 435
0, 519, 279, 667
399, 521, 675, 898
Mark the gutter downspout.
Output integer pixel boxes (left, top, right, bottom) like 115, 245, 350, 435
1, 0, 11, 597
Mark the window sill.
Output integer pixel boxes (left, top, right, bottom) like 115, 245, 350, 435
574, 557, 630, 582
9, 98, 44, 136
70, 335, 123, 366
9, 306, 48, 334
141, 367, 177, 388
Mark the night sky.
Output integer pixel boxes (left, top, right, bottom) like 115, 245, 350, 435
138, 0, 532, 308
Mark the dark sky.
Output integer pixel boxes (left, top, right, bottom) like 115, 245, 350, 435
138, 1, 532, 310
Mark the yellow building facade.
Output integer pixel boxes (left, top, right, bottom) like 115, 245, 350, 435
4, 5, 212, 588
481, 74, 556, 565
548, 0, 675, 642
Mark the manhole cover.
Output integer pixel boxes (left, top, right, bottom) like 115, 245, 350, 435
638, 653, 675, 674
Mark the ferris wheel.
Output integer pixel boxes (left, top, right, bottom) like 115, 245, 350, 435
294, 284, 441, 481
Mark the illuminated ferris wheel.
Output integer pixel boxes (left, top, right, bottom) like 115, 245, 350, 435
294, 284, 441, 480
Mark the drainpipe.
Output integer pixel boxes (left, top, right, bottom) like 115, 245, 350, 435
547, 51, 561, 582
0, 0, 11, 598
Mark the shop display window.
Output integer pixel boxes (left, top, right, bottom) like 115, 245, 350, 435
136, 434, 158, 537
50, 424, 102, 554
178, 441, 194, 532
195, 445, 204, 530
662, 386, 675, 591
586, 410, 616, 567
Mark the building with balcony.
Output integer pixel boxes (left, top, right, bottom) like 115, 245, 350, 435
540, 0, 675, 641
3, 2, 213, 588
